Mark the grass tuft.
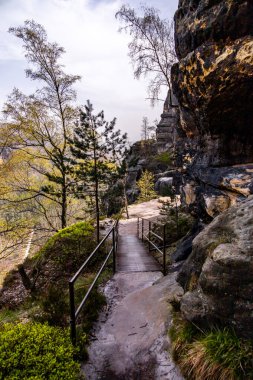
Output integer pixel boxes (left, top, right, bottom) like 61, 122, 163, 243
170, 314, 253, 380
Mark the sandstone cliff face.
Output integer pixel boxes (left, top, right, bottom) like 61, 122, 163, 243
172, 0, 253, 338
178, 196, 253, 338
175, 0, 253, 60
172, 0, 253, 217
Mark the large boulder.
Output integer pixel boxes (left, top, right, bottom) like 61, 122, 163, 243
182, 165, 253, 218
154, 177, 173, 195
177, 196, 253, 338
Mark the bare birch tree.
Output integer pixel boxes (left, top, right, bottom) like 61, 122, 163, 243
116, 4, 177, 105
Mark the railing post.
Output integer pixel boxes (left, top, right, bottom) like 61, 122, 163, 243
163, 224, 166, 276
142, 218, 144, 242
175, 200, 179, 239
137, 217, 139, 238
113, 227, 116, 274
69, 281, 76, 345
148, 221, 151, 252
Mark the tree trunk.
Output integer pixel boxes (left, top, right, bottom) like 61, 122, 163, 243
95, 178, 100, 244
93, 144, 100, 244
123, 175, 129, 219
61, 175, 67, 229
18, 265, 33, 291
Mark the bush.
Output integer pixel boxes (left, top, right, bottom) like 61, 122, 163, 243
32, 221, 95, 268
1, 221, 99, 325
0, 322, 80, 379
154, 152, 172, 166
136, 171, 157, 202
159, 202, 195, 243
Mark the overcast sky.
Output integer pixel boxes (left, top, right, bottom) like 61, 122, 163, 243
0, 0, 178, 142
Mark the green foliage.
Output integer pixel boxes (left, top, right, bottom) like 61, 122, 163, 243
5, 21, 82, 230
77, 286, 107, 334
0, 309, 21, 324
136, 171, 157, 202
201, 328, 253, 378
154, 152, 172, 166
170, 314, 253, 380
1, 220, 112, 365
159, 201, 195, 243
0, 322, 80, 379
69, 100, 128, 242
35, 285, 69, 326
32, 221, 95, 268
169, 314, 200, 360
2, 222, 97, 325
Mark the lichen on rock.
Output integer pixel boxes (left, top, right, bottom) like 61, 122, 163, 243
170, 0, 253, 219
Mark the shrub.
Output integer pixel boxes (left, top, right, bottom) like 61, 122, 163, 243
32, 221, 95, 268
154, 151, 172, 166
1, 221, 99, 325
159, 202, 195, 243
0, 322, 80, 379
136, 171, 157, 202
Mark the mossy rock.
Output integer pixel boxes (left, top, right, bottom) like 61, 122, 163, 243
0, 222, 98, 319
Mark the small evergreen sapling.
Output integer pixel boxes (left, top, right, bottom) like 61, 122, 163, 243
137, 170, 157, 202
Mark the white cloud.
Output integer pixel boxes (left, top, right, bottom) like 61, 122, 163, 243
0, 0, 178, 140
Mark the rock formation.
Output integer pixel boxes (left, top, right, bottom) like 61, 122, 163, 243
178, 196, 253, 338
156, 91, 179, 154
170, 0, 253, 339
171, 0, 253, 217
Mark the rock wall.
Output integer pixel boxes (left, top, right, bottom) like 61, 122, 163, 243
171, 0, 253, 338
172, 0, 253, 217
178, 196, 253, 338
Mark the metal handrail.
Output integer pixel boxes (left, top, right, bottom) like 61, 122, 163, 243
149, 230, 164, 241
143, 234, 163, 255
137, 217, 167, 276
137, 216, 165, 226
69, 219, 119, 344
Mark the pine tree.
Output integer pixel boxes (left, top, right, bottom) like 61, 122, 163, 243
70, 101, 127, 242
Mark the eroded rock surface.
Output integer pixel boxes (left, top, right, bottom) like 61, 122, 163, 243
82, 272, 184, 380
175, 0, 253, 60
172, 37, 253, 166
178, 196, 253, 338
170, 0, 253, 218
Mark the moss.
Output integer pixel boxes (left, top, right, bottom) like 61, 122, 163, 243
1, 221, 105, 326
206, 230, 236, 254
32, 221, 94, 262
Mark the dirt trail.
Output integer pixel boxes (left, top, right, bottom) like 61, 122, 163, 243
82, 200, 184, 380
